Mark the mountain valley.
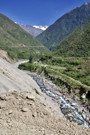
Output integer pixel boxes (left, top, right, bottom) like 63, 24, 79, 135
0, 2, 90, 135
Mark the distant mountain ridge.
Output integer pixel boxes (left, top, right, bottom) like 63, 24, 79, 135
37, 2, 90, 50
0, 13, 49, 59
17, 23, 43, 37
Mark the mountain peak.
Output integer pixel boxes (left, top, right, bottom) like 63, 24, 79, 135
84, 2, 89, 5
16, 23, 44, 37
33, 25, 48, 31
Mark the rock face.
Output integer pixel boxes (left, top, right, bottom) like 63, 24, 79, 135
0, 91, 90, 135
0, 49, 12, 63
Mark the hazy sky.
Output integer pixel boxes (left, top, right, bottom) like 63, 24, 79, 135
0, 0, 90, 26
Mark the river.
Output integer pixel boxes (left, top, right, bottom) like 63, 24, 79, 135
29, 73, 89, 127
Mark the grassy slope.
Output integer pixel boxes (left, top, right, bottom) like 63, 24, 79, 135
54, 22, 90, 57
0, 13, 49, 59
37, 3, 90, 50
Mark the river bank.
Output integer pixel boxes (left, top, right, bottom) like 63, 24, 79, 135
28, 72, 90, 127
43, 76, 90, 125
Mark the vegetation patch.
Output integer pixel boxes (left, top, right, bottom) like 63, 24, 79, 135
19, 56, 90, 105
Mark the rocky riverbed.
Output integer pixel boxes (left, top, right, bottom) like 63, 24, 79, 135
29, 73, 90, 127
43, 77, 90, 123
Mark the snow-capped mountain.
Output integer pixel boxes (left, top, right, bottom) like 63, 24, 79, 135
16, 23, 44, 37
33, 25, 48, 31
16, 22, 48, 37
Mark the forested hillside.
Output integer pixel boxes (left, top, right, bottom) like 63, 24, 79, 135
37, 3, 90, 50
54, 21, 90, 57
0, 14, 49, 59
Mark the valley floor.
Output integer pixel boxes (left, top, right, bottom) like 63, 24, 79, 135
0, 58, 90, 135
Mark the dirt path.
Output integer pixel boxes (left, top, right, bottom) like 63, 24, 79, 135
13, 60, 29, 68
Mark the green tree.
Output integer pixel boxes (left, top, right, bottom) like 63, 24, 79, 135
29, 55, 33, 63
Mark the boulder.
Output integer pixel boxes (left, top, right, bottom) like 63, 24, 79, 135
21, 107, 29, 112
26, 93, 35, 101
81, 94, 86, 99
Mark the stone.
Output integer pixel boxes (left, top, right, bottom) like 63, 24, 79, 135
78, 108, 83, 113
43, 111, 48, 115
86, 116, 89, 121
81, 94, 86, 99
26, 93, 35, 101
82, 113, 86, 119
0, 102, 6, 109
8, 110, 13, 115
72, 102, 77, 106
59, 130, 63, 134
0, 95, 7, 100
32, 112, 37, 117
21, 107, 29, 112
